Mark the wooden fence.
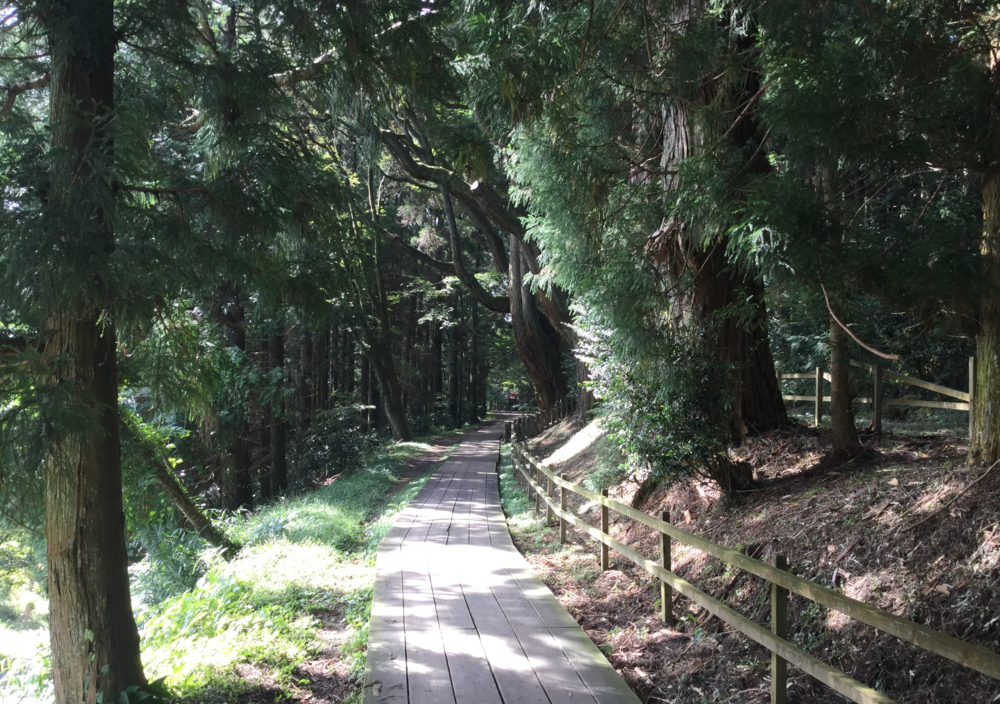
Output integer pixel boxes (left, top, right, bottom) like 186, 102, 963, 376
778, 357, 975, 439
506, 396, 576, 443
502, 415, 1000, 704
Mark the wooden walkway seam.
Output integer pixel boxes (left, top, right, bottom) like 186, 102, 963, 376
363, 421, 641, 704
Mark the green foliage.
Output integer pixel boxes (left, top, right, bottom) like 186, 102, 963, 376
579, 317, 736, 491
291, 406, 380, 490
133, 438, 438, 697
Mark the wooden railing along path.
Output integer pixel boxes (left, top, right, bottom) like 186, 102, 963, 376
779, 357, 975, 439
503, 403, 1000, 704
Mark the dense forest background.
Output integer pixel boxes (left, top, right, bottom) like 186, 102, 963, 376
1, 0, 998, 702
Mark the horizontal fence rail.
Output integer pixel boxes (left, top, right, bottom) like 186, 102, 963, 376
503, 430, 1000, 704
778, 357, 975, 438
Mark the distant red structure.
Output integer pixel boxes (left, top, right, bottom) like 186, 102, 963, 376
506, 392, 520, 410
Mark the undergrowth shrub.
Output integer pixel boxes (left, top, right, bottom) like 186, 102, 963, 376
292, 406, 379, 488
129, 523, 216, 608
578, 318, 746, 495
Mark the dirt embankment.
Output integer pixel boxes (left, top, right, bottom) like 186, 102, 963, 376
506, 417, 1000, 703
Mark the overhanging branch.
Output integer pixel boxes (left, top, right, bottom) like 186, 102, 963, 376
821, 284, 899, 360
0, 73, 50, 120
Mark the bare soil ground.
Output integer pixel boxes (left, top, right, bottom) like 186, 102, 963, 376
504, 416, 1000, 703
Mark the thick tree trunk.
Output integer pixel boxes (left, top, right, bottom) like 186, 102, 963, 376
468, 302, 481, 423
971, 170, 1000, 463
691, 244, 787, 434
651, 67, 785, 436
510, 238, 567, 409
829, 317, 863, 456
370, 352, 411, 440
44, 3, 147, 700
269, 333, 288, 494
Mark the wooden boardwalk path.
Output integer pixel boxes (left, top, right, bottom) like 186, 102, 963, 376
363, 420, 641, 704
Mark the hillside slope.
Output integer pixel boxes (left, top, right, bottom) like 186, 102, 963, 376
499, 416, 1000, 703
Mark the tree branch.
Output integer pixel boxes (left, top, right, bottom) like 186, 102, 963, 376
0, 73, 50, 120
440, 183, 510, 314
821, 284, 899, 360
379, 226, 455, 274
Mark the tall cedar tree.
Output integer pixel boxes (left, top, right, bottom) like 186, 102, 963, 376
44, 0, 146, 699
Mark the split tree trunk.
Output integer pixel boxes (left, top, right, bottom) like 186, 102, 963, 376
510, 238, 567, 409
691, 244, 787, 435
44, 2, 147, 701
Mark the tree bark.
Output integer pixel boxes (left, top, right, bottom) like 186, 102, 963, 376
449, 300, 462, 424
44, 3, 147, 700
691, 244, 787, 435
510, 238, 567, 409
468, 302, 481, 423
829, 315, 863, 457
971, 169, 1000, 463
269, 332, 288, 494
360, 352, 371, 433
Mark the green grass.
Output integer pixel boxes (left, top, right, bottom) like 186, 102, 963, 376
496, 445, 555, 553
139, 440, 444, 698
1, 438, 450, 704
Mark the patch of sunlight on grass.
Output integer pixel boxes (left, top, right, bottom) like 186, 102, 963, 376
544, 417, 605, 466
136, 439, 445, 698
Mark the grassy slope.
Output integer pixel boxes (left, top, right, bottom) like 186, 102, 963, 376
1, 436, 460, 704
500, 415, 1000, 704
140, 439, 448, 703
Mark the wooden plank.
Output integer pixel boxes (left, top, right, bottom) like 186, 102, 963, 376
430, 574, 475, 630
491, 580, 547, 628
881, 369, 969, 401
462, 585, 516, 636
442, 629, 504, 704
548, 628, 642, 704
406, 629, 457, 704
506, 569, 579, 628
515, 627, 597, 704
363, 628, 407, 704
779, 373, 815, 379
516, 441, 1000, 684
850, 360, 970, 401
478, 629, 551, 704
884, 398, 970, 411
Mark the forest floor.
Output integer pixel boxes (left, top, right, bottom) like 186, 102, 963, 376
498, 411, 1000, 704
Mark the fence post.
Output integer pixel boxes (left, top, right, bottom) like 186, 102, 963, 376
660, 510, 673, 623
970, 356, 977, 446
546, 474, 554, 525
534, 465, 541, 516
504, 421, 512, 444
600, 488, 610, 571
560, 474, 567, 544
771, 554, 789, 704
873, 365, 882, 434
815, 367, 823, 427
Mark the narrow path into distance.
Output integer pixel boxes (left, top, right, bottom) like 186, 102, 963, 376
363, 419, 641, 704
